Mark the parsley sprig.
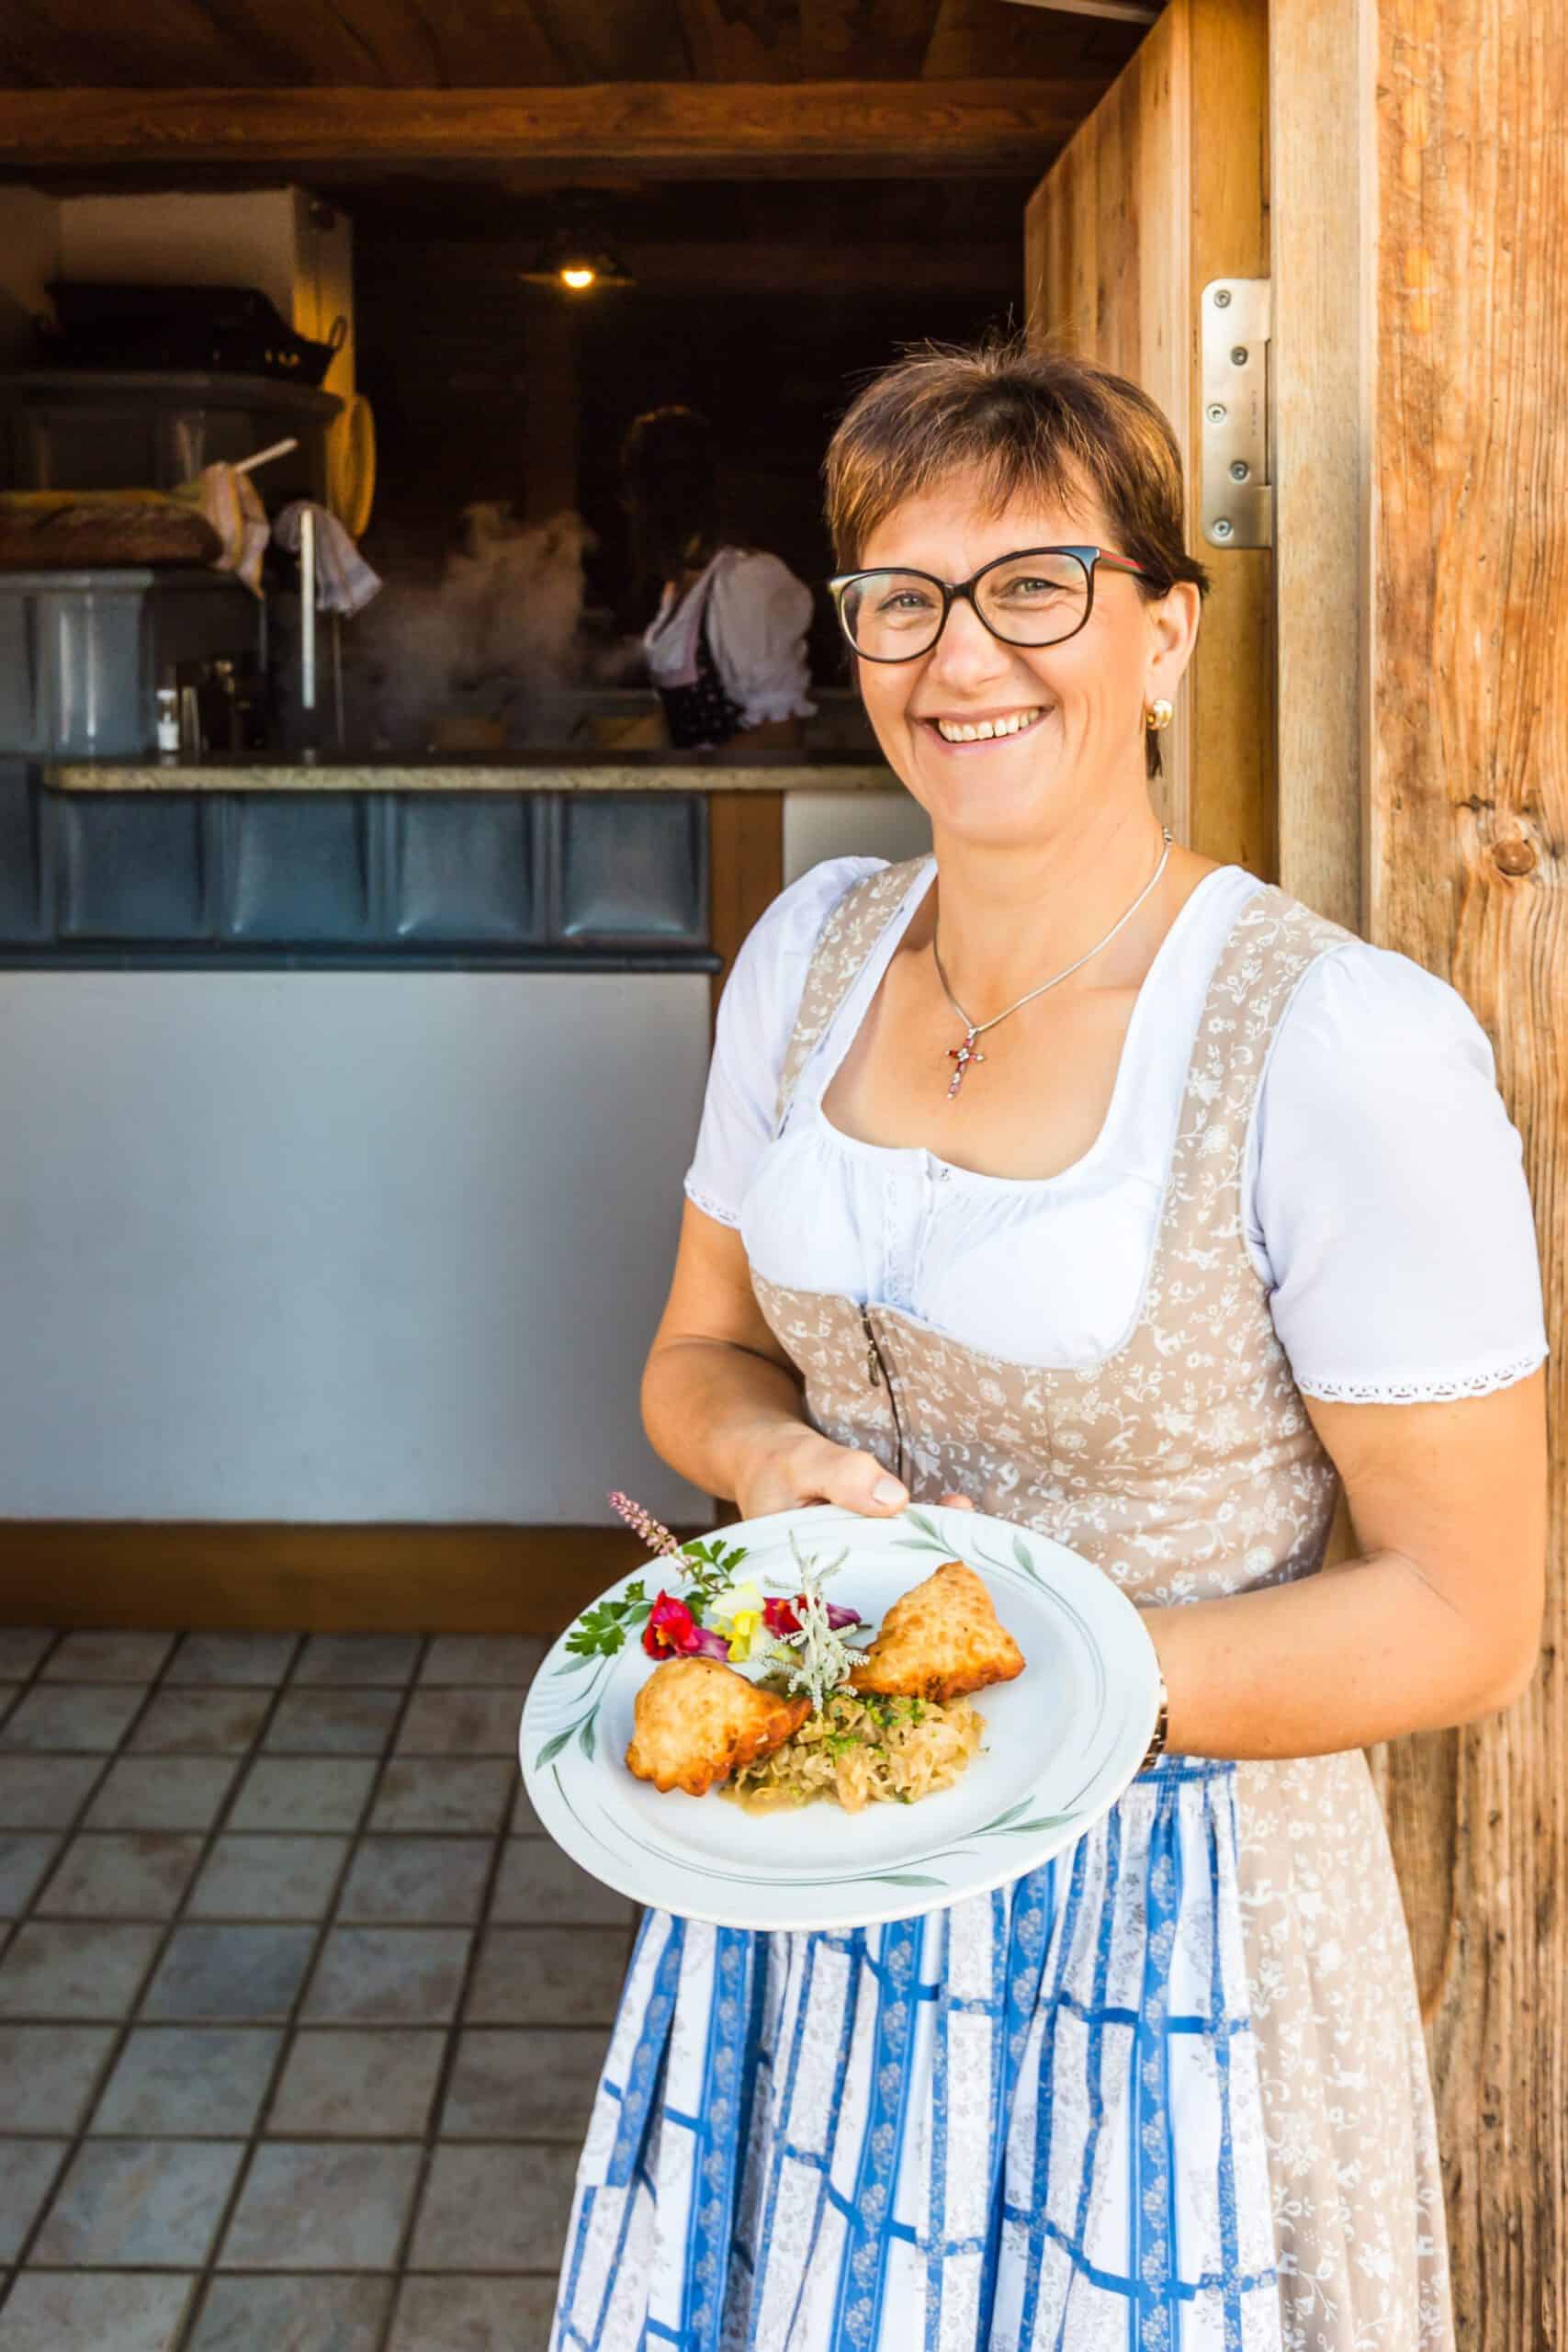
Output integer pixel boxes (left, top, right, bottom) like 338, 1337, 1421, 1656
562, 1578, 650, 1661
558, 1510, 757, 1675
675, 1536, 750, 1618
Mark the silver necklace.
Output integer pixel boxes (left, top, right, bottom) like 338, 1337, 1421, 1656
932, 827, 1174, 1099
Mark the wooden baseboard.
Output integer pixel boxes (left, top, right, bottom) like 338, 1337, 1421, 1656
0, 1522, 700, 1635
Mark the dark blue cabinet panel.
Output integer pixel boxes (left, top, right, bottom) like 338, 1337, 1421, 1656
556, 794, 706, 944
224, 796, 374, 944
390, 795, 543, 944
3, 778, 714, 965
0, 761, 50, 942
58, 793, 209, 941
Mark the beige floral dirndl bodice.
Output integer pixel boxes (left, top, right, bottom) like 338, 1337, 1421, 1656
750, 862, 1454, 2352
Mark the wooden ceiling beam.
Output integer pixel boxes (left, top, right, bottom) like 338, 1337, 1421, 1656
355, 237, 1020, 292
0, 80, 1095, 176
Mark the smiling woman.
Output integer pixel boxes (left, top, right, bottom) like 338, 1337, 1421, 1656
550, 336, 1548, 2352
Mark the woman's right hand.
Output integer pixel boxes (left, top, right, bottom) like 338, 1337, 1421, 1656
733, 1423, 909, 1522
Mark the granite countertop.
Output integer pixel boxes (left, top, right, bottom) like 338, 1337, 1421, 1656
44, 753, 898, 795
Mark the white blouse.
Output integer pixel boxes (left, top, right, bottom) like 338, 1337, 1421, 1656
642, 547, 817, 729
685, 857, 1549, 1401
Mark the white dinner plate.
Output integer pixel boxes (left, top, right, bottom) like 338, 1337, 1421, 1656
519, 1502, 1160, 1933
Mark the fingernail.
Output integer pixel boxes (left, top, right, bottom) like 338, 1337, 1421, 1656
872, 1477, 908, 1508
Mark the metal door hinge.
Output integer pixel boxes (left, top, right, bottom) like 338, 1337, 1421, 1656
1201, 278, 1272, 548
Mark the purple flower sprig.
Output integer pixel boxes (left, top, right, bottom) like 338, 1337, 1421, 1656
607, 1490, 684, 1561
606, 1491, 752, 1628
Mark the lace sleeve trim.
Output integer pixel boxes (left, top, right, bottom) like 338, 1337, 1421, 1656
682, 1180, 742, 1231
1295, 1349, 1547, 1404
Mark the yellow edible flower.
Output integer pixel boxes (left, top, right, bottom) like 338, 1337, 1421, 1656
725, 1609, 763, 1663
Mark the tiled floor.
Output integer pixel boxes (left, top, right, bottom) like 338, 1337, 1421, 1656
0, 1626, 631, 2351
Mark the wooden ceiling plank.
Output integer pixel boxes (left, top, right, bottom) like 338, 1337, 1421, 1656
372, 0, 570, 86
528, 0, 691, 83
922, 0, 1142, 78
0, 0, 282, 90
673, 0, 803, 82
798, 0, 943, 80
0, 81, 1098, 176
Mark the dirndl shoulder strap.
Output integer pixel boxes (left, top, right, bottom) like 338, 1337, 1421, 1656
772, 857, 931, 1133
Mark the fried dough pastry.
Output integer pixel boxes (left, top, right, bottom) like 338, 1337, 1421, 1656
850, 1562, 1024, 1706
626, 1657, 811, 1797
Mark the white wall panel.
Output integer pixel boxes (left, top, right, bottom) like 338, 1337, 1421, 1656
0, 971, 712, 1524
782, 788, 931, 887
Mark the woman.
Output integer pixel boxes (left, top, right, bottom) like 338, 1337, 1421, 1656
622, 404, 817, 752
555, 341, 1547, 2351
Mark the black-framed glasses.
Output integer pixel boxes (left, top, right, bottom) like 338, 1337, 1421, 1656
827, 544, 1155, 662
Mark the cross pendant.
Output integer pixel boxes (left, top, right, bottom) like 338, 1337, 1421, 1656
946, 1030, 986, 1099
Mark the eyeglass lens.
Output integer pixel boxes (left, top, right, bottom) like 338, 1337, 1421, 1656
838, 550, 1094, 658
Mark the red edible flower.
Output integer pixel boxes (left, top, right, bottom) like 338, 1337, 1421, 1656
763, 1594, 860, 1636
642, 1592, 733, 1663
643, 1590, 697, 1657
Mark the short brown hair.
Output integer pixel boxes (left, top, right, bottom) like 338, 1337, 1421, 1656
823, 335, 1208, 774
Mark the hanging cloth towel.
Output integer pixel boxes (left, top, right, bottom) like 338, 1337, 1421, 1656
273, 500, 383, 616
195, 462, 271, 596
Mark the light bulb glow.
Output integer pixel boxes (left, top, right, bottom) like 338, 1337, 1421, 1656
559, 266, 596, 290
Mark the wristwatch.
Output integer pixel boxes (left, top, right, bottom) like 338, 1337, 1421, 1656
1139, 1677, 1170, 1774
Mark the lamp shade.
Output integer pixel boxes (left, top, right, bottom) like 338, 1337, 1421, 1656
520, 228, 635, 292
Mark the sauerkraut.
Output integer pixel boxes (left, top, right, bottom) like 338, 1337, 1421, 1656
721, 1687, 984, 1815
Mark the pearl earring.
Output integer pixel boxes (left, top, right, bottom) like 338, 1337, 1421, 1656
1145, 697, 1174, 732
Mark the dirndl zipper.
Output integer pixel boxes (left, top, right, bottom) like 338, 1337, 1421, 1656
860, 1305, 908, 1487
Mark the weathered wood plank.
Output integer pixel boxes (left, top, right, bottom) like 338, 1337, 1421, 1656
1269, 0, 1371, 930
0, 79, 1103, 174
1025, 2, 1192, 847
1364, 0, 1568, 2336
1027, 0, 1271, 877
1183, 0, 1271, 878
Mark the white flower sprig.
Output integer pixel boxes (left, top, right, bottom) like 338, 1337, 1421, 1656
763, 1538, 869, 1715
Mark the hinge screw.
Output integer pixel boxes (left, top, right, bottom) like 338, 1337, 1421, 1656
1230, 345, 1249, 368
1213, 517, 1235, 539
1206, 402, 1227, 424
1229, 459, 1250, 481
1213, 287, 1232, 308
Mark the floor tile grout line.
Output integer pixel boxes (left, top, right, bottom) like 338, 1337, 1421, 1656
371, 1649, 543, 2352
0, 1627, 100, 1974
0, 1628, 283, 2312
0, 1634, 582, 2346
172, 1634, 437, 2352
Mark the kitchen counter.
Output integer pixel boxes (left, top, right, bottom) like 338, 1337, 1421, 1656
3, 753, 928, 968
44, 753, 897, 793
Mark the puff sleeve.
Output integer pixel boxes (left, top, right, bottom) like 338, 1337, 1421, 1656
1247, 942, 1548, 1400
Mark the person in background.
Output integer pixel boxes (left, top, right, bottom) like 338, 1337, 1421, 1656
622, 404, 817, 752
